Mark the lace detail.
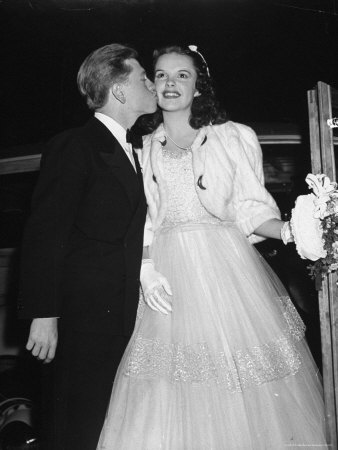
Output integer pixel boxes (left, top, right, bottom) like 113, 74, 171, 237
278, 295, 306, 340
162, 146, 192, 159
125, 297, 305, 391
125, 335, 303, 392
161, 148, 221, 227
136, 289, 146, 321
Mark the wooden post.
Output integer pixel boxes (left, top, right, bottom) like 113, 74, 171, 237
307, 81, 338, 448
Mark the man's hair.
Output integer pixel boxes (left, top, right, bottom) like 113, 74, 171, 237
77, 43, 138, 110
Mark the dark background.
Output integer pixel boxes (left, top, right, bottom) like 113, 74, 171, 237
1, 0, 337, 309
1, 2, 337, 443
1, 0, 338, 151
1, 0, 337, 268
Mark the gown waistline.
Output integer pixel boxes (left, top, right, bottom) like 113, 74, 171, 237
156, 220, 237, 235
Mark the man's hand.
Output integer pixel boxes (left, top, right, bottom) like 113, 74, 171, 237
140, 259, 172, 314
26, 317, 58, 363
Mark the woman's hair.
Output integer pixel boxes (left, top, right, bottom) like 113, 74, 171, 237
77, 43, 138, 110
137, 44, 227, 133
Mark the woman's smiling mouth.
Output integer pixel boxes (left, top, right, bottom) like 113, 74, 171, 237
163, 91, 180, 99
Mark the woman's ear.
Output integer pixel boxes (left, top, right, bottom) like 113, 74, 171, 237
112, 83, 126, 104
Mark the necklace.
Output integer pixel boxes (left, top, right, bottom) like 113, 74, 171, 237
166, 132, 196, 152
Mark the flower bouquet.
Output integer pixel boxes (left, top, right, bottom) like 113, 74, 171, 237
290, 173, 338, 289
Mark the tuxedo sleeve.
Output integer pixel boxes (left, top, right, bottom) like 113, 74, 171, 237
19, 132, 88, 318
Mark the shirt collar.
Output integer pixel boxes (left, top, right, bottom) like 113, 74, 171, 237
94, 112, 129, 150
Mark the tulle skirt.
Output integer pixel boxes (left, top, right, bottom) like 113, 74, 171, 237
97, 222, 327, 449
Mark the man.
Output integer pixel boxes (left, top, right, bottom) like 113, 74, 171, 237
19, 43, 157, 450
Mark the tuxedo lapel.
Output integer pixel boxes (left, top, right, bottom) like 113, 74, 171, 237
100, 141, 140, 207
133, 149, 144, 184
123, 148, 146, 235
83, 117, 140, 208
131, 148, 146, 212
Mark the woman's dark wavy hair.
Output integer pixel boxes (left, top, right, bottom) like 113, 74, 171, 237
136, 45, 227, 134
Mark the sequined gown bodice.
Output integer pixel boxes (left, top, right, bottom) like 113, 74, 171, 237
161, 148, 221, 227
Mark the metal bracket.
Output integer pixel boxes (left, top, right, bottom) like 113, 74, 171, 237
327, 118, 338, 128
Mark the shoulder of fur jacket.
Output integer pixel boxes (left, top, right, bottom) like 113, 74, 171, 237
211, 121, 257, 139
142, 133, 152, 149
210, 121, 261, 165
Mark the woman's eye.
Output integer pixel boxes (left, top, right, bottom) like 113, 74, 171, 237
178, 73, 188, 79
155, 73, 165, 79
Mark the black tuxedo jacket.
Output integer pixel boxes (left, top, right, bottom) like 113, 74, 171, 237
19, 117, 147, 336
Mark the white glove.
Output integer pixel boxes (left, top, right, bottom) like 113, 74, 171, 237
140, 259, 172, 314
281, 221, 294, 245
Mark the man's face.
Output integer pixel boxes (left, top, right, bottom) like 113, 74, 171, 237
123, 59, 157, 117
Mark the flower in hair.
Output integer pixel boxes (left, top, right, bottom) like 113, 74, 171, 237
188, 45, 198, 52
188, 44, 210, 77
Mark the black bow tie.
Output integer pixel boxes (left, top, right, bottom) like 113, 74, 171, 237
126, 128, 143, 150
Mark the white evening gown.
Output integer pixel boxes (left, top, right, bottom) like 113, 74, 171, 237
97, 148, 327, 449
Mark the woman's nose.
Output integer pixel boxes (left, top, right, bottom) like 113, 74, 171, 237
166, 78, 175, 87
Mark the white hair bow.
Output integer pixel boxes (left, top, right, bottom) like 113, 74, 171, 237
188, 44, 210, 77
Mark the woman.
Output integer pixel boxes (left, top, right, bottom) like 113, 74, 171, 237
97, 45, 327, 449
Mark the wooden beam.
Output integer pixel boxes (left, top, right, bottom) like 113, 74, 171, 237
318, 82, 336, 180
0, 131, 336, 176
307, 89, 322, 173
308, 82, 338, 448
0, 154, 41, 174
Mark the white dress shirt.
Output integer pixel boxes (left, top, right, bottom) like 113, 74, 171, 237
94, 112, 136, 172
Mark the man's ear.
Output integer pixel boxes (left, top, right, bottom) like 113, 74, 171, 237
112, 83, 126, 104
193, 90, 201, 98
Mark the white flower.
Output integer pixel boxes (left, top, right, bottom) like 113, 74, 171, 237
188, 45, 198, 52
313, 196, 330, 219
306, 174, 338, 219
306, 173, 337, 197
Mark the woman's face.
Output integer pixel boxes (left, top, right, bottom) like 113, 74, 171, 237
154, 52, 199, 113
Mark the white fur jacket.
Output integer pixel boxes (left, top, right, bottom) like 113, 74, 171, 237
139, 121, 280, 246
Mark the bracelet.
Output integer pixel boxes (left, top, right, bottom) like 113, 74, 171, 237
141, 258, 153, 266
281, 221, 293, 245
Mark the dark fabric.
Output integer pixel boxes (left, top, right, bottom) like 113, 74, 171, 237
19, 117, 146, 335
126, 128, 143, 149
19, 117, 146, 448
42, 330, 129, 450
